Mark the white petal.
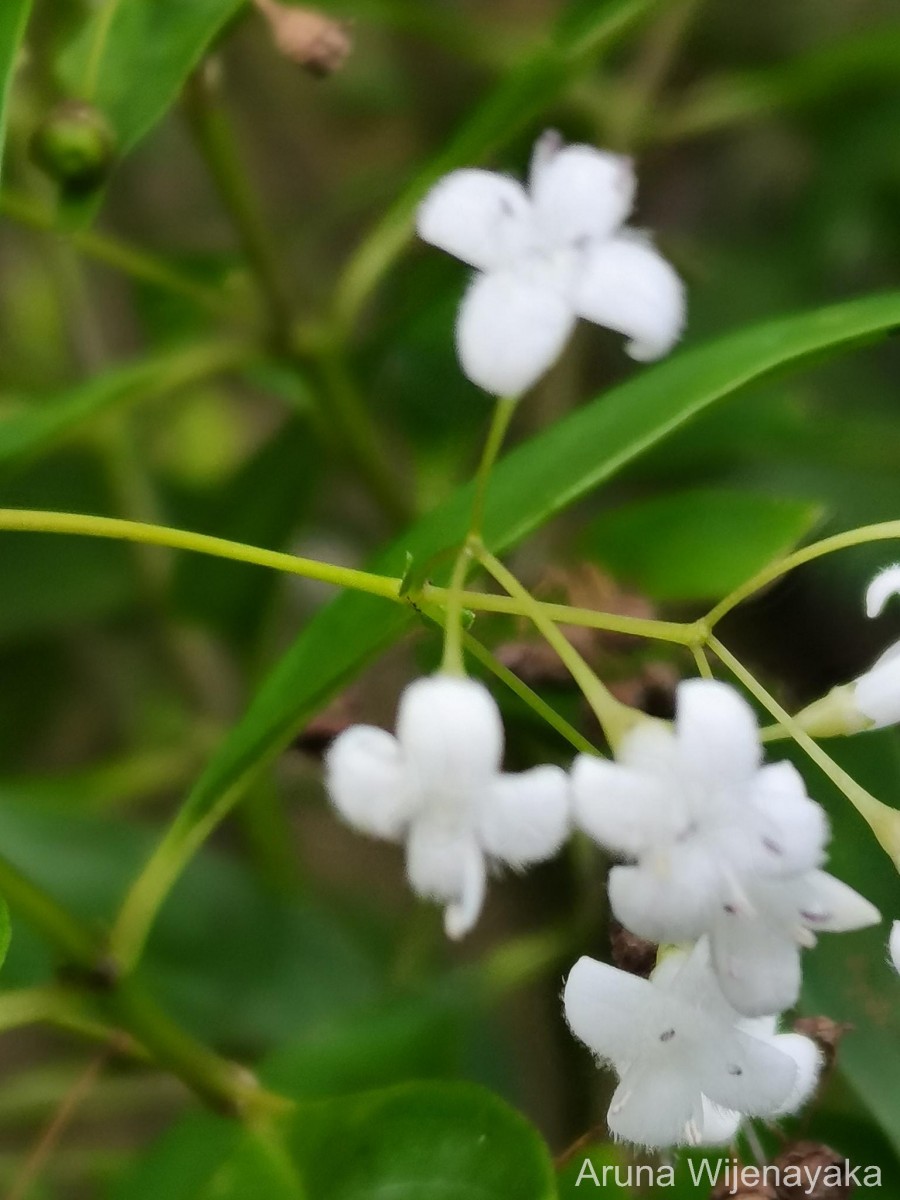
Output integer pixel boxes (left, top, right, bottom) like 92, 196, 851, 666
444, 841, 487, 939
570, 754, 677, 858
748, 762, 829, 876
865, 565, 900, 618
609, 856, 721, 943
530, 144, 635, 245
890, 921, 900, 974
710, 908, 802, 1017
575, 231, 685, 361
770, 1033, 822, 1115
563, 956, 655, 1067
698, 1098, 741, 1146
796, 870, 881, 933
405, 820, 486, 938
396, 674, 503, 794
479, 765, 569, 867
675, 679, 761, 787
325, 725, 414, 839
456, 269, 575, 396
617, 720, 681, 775
695, 1027, 798, 1116
854, 644, 900, 727
607, 1062, 699, 1149
416, 169, 533, 271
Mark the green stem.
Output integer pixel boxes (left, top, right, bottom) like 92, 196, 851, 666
470, 396, 517, 538
475, 546, 645, 751
442, 396, 518, 674
705, 519, 900, 628
311, 348, 413, 527
0, 508, 697, 644
0, 193, 230, 317
460, 629, 599, 755
184, 66, 294, 345
0, 850, 288, 1118
708, 635, 900, 870
0, 509, 400, 598
441, 545, 472, 675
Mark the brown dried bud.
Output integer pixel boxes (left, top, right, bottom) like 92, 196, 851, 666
609, 661, 680, 719
609, 920, 657, 978
294, 693, 356, 757
710, 1167, 776, 1199
253, 0, 352, 76
772, 1142, 852, 1200
495, 630, 596, 689
792, 1016, 853, 1072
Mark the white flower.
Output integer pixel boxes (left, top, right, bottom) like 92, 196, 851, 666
325, 673, 569, 938
563, 941, 819, 1149
571, 679, 880, 1015
416, 130, 685, 396
890, 920, 900, 975
852, 565, 900, 728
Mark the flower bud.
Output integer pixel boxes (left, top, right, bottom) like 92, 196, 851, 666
609, 919, 657, 978
792, 1015, 852, 1073
253, 0, 352, 76
772, 1142, 851, 1200
31, 100, 117, 193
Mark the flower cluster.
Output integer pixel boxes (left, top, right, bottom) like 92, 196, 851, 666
320, 136, 889, 1154
417, 131, 685, 396
571, 680, 879, 1016
325, 674, 880, 1148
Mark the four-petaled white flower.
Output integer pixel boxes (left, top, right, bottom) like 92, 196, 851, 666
571, 679, 880, 1015
325, 673, 569, 938
564, 940, 821, 1149
890, 920, 900, 976
416, 131, 685, 397
851, 565, 900, 728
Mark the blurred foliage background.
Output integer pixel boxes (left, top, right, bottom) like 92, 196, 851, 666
0, 0, 899, 1196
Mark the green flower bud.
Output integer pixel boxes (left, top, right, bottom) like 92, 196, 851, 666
31, 100, 117, 194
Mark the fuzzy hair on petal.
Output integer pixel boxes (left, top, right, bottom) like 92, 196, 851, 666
324, 724, 413, 839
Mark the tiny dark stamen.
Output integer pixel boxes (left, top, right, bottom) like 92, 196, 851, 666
723, 904, 737, 915
728, 1064, 743, 1076
801, 910, 828, 924
763, 837, 783, 855
659, 1029, 676, 1042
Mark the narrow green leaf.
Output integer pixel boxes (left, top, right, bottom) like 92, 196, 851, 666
0, 342, 243, 472
585, 487, 824, 602
170, 292, 900, 846
0, 0, 32, 185
336, 0, 662, 323
58, 0, 244, 154
0, 895, 11, 975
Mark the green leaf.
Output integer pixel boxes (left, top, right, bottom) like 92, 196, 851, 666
0, 799, 381, 1047
0, 0, 31, 185
115, 1082, 556, 1200
170, 291, 900, 845
793, 731, 900, 1157
284, 1082, 555, 1200
336, 0, 662, 321
57, 0, 243, 155
584, 487, 824, 603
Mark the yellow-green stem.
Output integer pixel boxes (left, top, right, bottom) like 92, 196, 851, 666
0, 508, 696, 642
441, 395, 518, 674
706, 520, 900, 628
476, 546, 645, 751
708, 635, 900, 870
